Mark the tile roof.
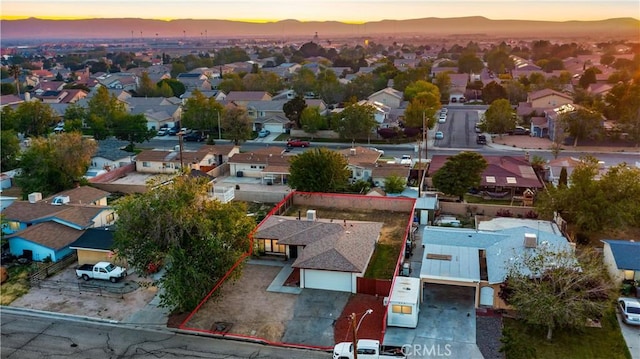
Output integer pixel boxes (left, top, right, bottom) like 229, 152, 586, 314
7, 221, 85, 251
602, 240, 640, 271
428, 155, 542, 188
69, 228, 115, 251
45, 186, 110, 205
338, 147, 381, 167
255, 216, 383, 272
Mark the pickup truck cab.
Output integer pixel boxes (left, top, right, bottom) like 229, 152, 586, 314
76, 262, 127, 283
333, 339, 405, 359
287, 139, 310, 148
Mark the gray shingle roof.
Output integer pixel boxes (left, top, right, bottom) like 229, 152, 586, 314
255, 216, 383, 272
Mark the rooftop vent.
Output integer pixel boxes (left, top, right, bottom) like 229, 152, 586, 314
524, 233, 537, 248
28, 192, 42, 204
350, 148, 356, 156
51, 195, 70, 206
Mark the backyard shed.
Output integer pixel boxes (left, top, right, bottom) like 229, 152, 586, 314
386, 276, 420, 328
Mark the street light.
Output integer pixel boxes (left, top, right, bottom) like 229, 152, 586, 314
350, 309, 373, 359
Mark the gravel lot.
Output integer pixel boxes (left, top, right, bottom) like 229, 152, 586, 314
476, 316, 505, 359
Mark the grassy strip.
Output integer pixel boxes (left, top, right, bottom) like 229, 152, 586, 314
364, 243, 402, 279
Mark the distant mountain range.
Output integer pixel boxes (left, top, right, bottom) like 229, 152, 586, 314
1, 17, 639, 41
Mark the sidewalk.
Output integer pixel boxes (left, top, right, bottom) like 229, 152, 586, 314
489, 135, 640, 154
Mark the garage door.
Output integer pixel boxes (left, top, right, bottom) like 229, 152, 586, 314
264, 123, 283, 134
304, 269, 352, 292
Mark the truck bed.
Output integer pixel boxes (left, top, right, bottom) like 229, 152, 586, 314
76, 264, 94, 271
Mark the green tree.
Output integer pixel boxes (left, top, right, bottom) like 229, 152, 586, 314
157, 81, 174, 98
63, 103, 87, 132
500, 247, 612, 341
434, 72, 452, 102
0, 130, 20, 172
403, 80, 437, 101
404, 91, 440, 130
15, 132, 97, 196
283, 95, 307, 129
221, 106, 252, 145
579, 67, 599, 89
558, 167, 568, 188
14, 101, 57, 137
218, 73, 244, 94
483, 99, 515, 137
335, 103, 377, 142
113, 176, 255, 312
315, 68, 344, 104
136, 72, 158, 97
157, 78, 186, 98
288, 148, 350, 192
182, 89, 224, 138
482, 81, 508, 105
344, 73, 376, 101
432, 152, 487, 200
486, 49, 514, 74
8, 64, 21, 95
559, 108, 603, 147
383, 175, 406, 194
291, 67, 317, 96
86, 86, 127, 139
1, 82, 16, 95
112, 113, 155, 149
300, 106, 325, 138
457, 52, 484, 74
170, 61, 187, 78
1, 106, 18, 132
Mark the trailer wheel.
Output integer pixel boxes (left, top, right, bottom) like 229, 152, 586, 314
109, 277, 117, 283
82, 274, 90, 281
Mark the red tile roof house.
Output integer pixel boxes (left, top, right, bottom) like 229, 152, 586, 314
428, 155, 543, 198
1, 187, 115, 262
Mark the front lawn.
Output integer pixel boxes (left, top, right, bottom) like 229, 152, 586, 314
0, 265, 32, 305
364, 243, 401, 279
501, 310, 631, 359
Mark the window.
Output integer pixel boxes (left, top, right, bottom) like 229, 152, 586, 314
251, 165, 257, 169
392, 304, 412, 314
259, 165, 265, 169
106, 213, 116, 224
142, 162, 150, 168
263, 239, 286, 254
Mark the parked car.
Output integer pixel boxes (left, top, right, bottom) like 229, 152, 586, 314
400, 154, 412, 166
287, 139, 310, 147
435, 131, 444, 140
184, 132, 206, 142
333, 339, 405, 359
157, 128, 168, 136
168, 127, 179, 136
75, 262, 127, 283
476, 134, 487, 145
258, 129, 271, 138
181, 127, 192, 135
508, 126, 530, 136
618, 297, 640, 326
438, 113, 447, 123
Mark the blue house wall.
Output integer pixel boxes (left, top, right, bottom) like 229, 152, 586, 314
9, 237, 73, 262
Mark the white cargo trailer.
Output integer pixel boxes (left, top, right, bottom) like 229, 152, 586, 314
386, 277, 420, 328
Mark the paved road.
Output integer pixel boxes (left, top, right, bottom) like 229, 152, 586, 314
0, 308, 331, 359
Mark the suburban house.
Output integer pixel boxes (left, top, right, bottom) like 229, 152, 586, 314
1, 187, 115, 262
253, 213, 383, 293
421, 221, 572, 308
339, 147, 382, 183
135, 145, 237, 174
370, 162, 411, 189
224, 91, 272, 107
176, 73, 212, 91
34, 89, 88, 104
448, 73, 470, 103
428, 155, 543, 197
367, 87, 403, 109
124, 97, 182, 130
543, 103, 580, 142
517, 89, 574, 137
228, 147, 291, 182
96, 72, 138, 91
89, 138, 135, 172
601, 239, 640, 284
358, 100, 391, 127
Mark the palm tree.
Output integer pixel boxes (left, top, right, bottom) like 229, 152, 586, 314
8, 64, 21, 96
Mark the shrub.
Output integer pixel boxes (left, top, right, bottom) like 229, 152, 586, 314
496, 209, 513, 217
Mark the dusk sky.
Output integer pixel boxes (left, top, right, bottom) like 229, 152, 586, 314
2, 0, 639, 23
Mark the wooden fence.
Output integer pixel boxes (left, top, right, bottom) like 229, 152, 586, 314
357, 277, 392, 297
29, 252, 77, 282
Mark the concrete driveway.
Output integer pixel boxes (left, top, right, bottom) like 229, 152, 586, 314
618, 312, 640, 359
385, 284, 484, 358
282, 289, 350, 347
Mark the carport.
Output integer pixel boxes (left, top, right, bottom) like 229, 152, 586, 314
419, 243, 481, 308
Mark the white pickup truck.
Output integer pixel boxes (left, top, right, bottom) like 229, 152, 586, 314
75, 262, 127, 283
333, 339, 405, 359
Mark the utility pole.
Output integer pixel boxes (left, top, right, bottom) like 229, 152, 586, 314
350, 313, 358, 359
217, 111, 222, 140
178, 131, 185, 172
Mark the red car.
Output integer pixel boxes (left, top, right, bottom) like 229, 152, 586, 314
286, 139, 310, 148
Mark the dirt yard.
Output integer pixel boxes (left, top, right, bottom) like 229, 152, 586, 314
183, 263, 298, 342
8, 265, 158, 321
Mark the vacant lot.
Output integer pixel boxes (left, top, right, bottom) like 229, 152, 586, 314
183, 263, 298, 342
7, 265, 158, 322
